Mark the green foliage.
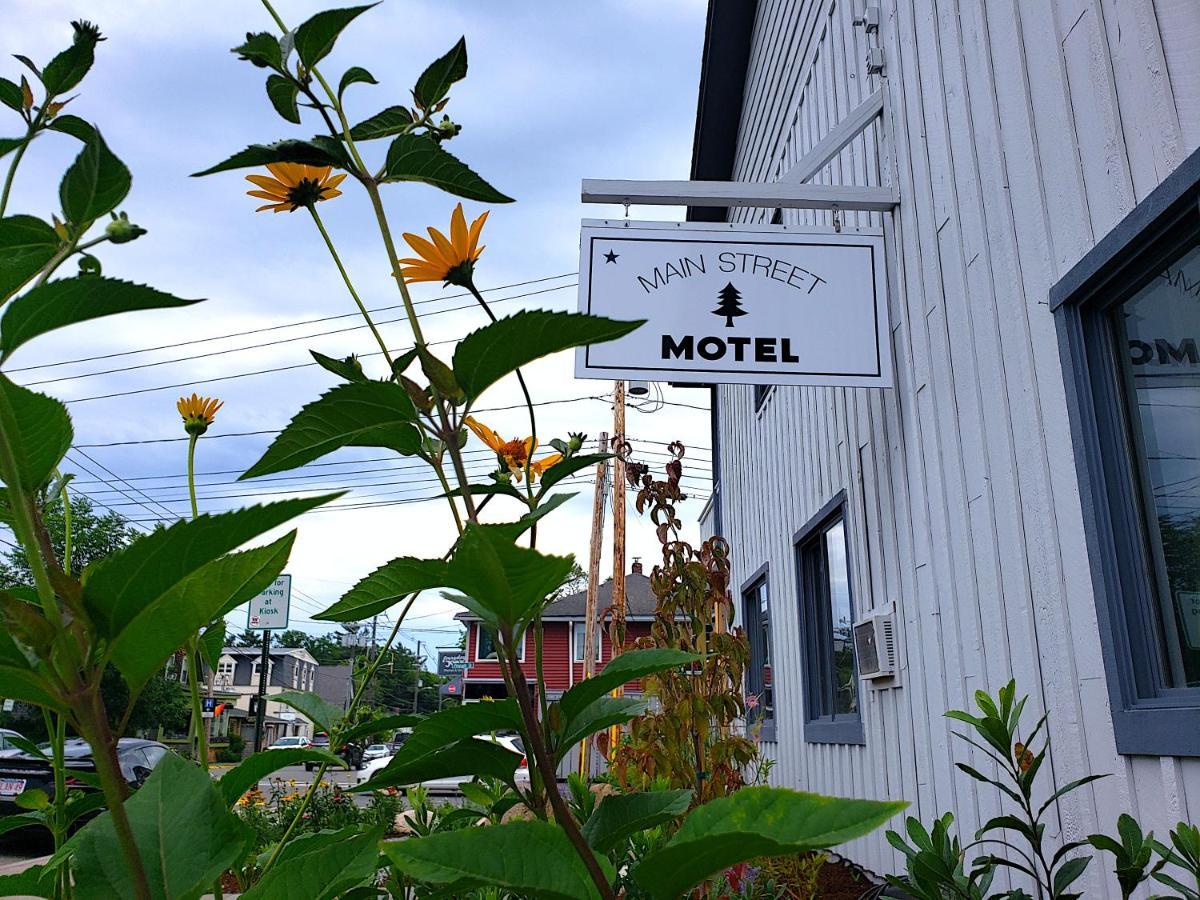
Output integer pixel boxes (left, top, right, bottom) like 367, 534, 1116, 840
0, 374, 71, 493
292, 5, 376, 68
71, 753, 254, 899
557, 648, 696, 723
381, 133, 512, 202
631, 787, 906, 900
0, 494, 136, 584
59, 132, 130, 226
241, 381, 420, 479
192, 138, 346, 177
356, 736, 521, 792
218, 748, 347, 806
101, 668, 190, 736
273, 689, 345, 735
337, 65, 377, 99
385, 819, 615, 900
265, 74, 301, 124
348, 105, 414, 141
452, 310, 643, 402
242, 823, 384, 899
886, 814, 993, 900
1087, 813, 1166, 899
197, 620, 226, 670
338, 712, 422, 745
581, 789, 692, 854
40, 22, 100, 95
1153, 822, 1200, 898
0, 215, 58, 299
413, 37, 467, 109
310, 349, 367, 382
0, 276, 201, 363
316, 555, 451, 621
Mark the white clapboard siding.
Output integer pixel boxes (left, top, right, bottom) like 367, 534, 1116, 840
713, 0, 1200, 893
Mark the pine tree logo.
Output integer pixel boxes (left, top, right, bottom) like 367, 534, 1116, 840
712, 281, 748, 328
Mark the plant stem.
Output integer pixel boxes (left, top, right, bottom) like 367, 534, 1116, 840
308, 205, 394, 367
0, 114, 38, 217
186, 434, 199, 519
361, 180, 427, 347
186, 638, 209, 770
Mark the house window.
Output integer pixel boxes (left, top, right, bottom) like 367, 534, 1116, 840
795, 492, 863, 744
572, 623, 602, 662
1052, 147, 1200, 756
475, 624, 524, 661
251, 660, 274, 684
741, 568, 774, 741
754, 384, 773, 411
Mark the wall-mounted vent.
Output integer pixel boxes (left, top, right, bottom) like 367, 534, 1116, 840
853, 608, 896, 679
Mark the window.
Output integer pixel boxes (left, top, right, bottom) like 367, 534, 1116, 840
572, 623, 602, 662
292, 665, 299, 688
1052, 147, 1200, 756
216, 657, 235, 686
741, 567, 775, 741
795, 492, 863, 744
476, 624, 524, 661
754, 384, 773, 410
251, 659, 274, 684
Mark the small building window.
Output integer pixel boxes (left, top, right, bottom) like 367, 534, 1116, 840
754, 384, 774, 411
572, 622, 602, 662
1053, 147, 1200, 756
476, 624, 524, 661
795, 492, 863, 744
741, 567, 775, 741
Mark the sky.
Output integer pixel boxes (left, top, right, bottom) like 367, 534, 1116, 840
3, 1, 713, 663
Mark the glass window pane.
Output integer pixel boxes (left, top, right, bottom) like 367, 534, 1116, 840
573, 622, 601, 661
825, 519, 857, 715
477, 627, 497, 660
1118, 242, 1200, 688
758, 582, 773, 723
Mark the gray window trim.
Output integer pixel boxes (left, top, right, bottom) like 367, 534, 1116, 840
740, 562, 775, 742
1052, 144, 1200, 757
793, 490, 865, 745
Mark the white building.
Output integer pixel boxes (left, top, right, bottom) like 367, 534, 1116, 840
691, 0, 1200, 893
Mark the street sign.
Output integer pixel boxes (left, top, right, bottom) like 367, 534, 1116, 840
248, 574, 291, 630
576, 220, 891, 388
201, 697, 216, 719
437, 651, 468, 676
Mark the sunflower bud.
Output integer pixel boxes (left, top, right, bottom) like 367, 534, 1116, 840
430, 115, 462, 143
567, 432, 586, 454
19, 76, 33, 111
491, 470, 513, 485
106, 211, 146, 244
70, 20, 105, 46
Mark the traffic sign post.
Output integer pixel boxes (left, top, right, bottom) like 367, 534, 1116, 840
249, 575, 292, 752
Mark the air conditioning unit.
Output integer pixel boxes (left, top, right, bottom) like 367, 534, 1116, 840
853, 607, 897, 679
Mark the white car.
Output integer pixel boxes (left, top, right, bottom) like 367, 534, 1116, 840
361, 743, 391, 762
267, 735, 311, 750
356, 733, 530, 794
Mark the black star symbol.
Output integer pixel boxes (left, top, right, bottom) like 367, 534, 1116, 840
603, 250, 619, 264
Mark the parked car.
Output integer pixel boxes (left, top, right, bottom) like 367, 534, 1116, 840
304, 738, 362, 771
267, 735, 310, 750
362, 743, 390, 763
0, 728, 25, 753
0, 738, 170, 817
310, 732, 331, 750
355, 733, 529, 794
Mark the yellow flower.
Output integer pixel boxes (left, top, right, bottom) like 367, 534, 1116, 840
464, 416, 562, 482
244, 163, 347, 213
177, 393, 223, 436
398, 203, 488, 286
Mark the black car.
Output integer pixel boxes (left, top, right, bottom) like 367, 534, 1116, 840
0, 738, 170, 816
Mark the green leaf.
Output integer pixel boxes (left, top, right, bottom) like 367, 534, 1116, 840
538, 454, 611, 495
1, 277, 201, 363
632, 787, 907, 900
241, 381, 420, 480
0, 862, 56, 898
556, 696, 646, 753
381, 134, 512, 203
348, 105, 413, 141
338, 713, 423, 746
488, 491, 577, 543
453, 310, 642, 401
0, 215, 59, 300
1052, 856, 1090, 895
315, 556, 450, 622
338, 66, 377, 99
0, 137, 26, 160
59, 131, 130, 225
191, 139, 344, 177
0, 810, 45, 837
234, 32, 283, 70
217, 748, 347, 806
394, 700, 522, 761
109, 534, 297, 692
354, 737, 520, 792
448, 523, 574, 627
41, 40, 95, 95
265, 74, 301, 124
274, 689, 345, 734
0, 630, 60, 710
0, 78, 22, 112
0, 375, 71, 493
293, 5, 376, 67
71, 753, 253, 900
82, 495, 336, 642
197, 620, 226, 671
557, 648, 697, 722
309, 350, 366, 384
384, 820, 612, 900
243, 824, 384, 899
582, 789, 693, 854
413, 37, 467, 109
47, 115, 96, 143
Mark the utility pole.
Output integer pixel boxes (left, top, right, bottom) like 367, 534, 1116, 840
611, 381, 627, 648
579, 432, 609, 777
253, 630, 269, 752
367, 614, 378, 707
413, 641, 424, 714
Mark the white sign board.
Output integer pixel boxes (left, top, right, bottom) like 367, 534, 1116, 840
248, 574, 291, 630
576, 220, 891, 387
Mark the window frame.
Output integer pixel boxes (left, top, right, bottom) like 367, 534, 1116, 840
740, 562, 775, 742
572, 622, 602, 663
475, 623, 524, 662
794, 490, 864, 745
1051, 145, 1200, 757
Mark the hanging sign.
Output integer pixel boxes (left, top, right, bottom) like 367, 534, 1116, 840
248, 574, 291, 630
575, 220, 891, 388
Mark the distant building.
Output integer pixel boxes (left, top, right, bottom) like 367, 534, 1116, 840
314, 664, 354, 712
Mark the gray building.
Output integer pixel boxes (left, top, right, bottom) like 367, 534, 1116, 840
187, 646, 322, 743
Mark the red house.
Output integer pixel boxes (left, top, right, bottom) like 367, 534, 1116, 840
455, 562, 657, 701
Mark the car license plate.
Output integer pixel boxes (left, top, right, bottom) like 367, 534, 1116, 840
0, 778, 26, 797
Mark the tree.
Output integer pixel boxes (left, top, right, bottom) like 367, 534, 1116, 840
361, 645, 442, 714
234, 629, 270, 648
275, 629, 308, 648
712, 281, 747, 328
550, 561, 588, 600
0, 494, 138, 585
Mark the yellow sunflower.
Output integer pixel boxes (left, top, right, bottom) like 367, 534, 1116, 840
177, 393, 223, 436
464, 416, 562, 482
398, 203, 488, 286
244, 163, 347, 213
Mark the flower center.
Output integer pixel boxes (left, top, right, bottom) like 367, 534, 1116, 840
286, 177, 329, 209
500, 439, 528, 464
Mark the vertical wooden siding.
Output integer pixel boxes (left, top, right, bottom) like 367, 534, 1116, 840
714, 0, 1200, 891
